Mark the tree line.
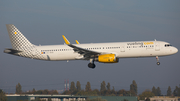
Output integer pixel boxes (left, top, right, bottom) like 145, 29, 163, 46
15, 83, 58, 95
7, 81, 180, 99
14, 80, 137, 96
151, 85, 180, 96
1, 81, 180, 101
61, 81, 180, 100
62, 80, 137, 96
138, 85, 180, 100
0, 89, 7, 101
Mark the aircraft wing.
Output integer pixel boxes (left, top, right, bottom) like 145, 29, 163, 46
62, 35, 101, 59
69, 44, 100, 58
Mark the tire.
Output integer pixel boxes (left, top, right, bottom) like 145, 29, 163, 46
157, 62, 160, 65
88, 63, 96, 68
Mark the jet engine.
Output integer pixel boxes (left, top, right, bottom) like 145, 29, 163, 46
97, 54, 118, 63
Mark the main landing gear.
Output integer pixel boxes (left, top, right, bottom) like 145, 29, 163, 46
88, 59, 96, 69
156, 56, 160, 65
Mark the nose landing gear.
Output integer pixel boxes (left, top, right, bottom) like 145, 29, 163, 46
157, 62, 160, 65
156, 56, 160, 65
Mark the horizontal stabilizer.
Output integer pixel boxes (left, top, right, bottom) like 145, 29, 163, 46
4, 48, 22, 54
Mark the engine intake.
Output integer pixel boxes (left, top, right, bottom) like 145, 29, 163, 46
98, 54, 118, 63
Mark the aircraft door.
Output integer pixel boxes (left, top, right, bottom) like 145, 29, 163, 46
120, 45, 125, 52
155, 42, 160, 51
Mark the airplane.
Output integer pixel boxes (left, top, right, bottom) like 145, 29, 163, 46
4, 24, 178, 69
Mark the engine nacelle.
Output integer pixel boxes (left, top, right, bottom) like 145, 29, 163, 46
98, 54, 118, 63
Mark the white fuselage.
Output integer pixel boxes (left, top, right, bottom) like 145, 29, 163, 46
5, 24, 178, 68
32, 41, 178, 61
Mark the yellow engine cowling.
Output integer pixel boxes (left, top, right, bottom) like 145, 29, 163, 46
98, 54, 118, 63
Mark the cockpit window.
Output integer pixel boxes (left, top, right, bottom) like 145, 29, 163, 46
165, 44, 172, 47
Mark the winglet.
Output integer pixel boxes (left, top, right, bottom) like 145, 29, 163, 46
62, 35, 70, 45
75, 40, 80, 44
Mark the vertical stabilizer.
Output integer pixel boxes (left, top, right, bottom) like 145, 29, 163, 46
6, 24, 34, 49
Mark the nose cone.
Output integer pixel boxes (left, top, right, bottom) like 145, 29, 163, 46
175, 47, 178, 53
172, 47, 178, 54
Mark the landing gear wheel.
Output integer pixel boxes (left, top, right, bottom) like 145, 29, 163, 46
157, 62, 160, 65
156, 56, 160, 66
88, 63, 96, 69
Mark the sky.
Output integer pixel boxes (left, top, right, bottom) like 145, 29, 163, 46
0, 0, 180, 95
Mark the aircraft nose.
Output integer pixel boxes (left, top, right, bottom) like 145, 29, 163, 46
175, 47, 178, 53
172, 47, 178, 54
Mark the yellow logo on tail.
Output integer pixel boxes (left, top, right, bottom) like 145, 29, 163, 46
14, 32, 17, 34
